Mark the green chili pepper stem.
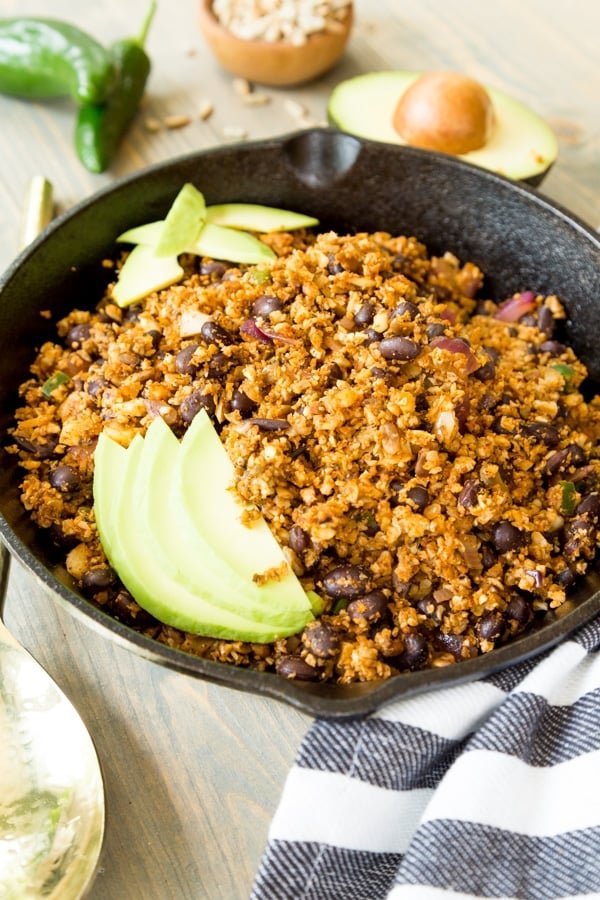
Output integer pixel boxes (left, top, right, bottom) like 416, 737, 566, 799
74, 1, 156, 174
0, 18, 115, 104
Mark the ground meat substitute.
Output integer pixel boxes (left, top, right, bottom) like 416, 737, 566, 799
8, 226, 600, 684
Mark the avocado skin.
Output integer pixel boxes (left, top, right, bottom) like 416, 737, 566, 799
327, 71, 558, 185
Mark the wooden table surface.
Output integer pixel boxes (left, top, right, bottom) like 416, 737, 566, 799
1, 1, 598, 897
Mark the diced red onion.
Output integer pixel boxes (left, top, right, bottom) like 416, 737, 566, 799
239, 318, 297, 345
524, 568, 544, 589
494, 291, 536, 323
440, 307, 456, 323
430, 336, 479, 374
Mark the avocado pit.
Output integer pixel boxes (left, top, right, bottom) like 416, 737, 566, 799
392, 70, 495, 156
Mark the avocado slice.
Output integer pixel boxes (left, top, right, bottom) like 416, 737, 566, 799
111, 243, 184, 308
327, 71, 558, 181
205, 203, 319, 233
117, 220, 164, 245
154, 182, 207, 258
138, 416, 313, 627
93, 418, 313, 640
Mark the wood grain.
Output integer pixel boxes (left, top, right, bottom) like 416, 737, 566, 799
1, 1, 598, 896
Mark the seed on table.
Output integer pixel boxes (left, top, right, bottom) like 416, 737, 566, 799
322, 564, 372, 599
198, 99, 214, 120
378, 336, 420, 361
164, 114, 191, 129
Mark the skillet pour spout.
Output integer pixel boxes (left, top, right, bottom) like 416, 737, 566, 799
1, 129, 599, 717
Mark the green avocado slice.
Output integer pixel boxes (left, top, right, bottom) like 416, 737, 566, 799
117, 219, 276, 263
327, 71, 558, 181
205, 203, 319, 233
138, 416, 313, 627
174, 410, 311, 609
154, 182, 207, 257
111, 243, 184, 308
93, 420, 313, 640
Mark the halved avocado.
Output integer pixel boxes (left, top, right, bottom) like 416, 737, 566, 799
327, 71, 558, 182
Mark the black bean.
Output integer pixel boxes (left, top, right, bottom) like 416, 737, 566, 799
540, 340, 566, 357
474, 359, 496, 382
302, 621, 340, 659
393, 633, 429, 670
230, 388, 256, 418
426, 323, 447, 340
492, 521, 529, 553
407, 485, 429, 511
378, 336, 420, 361
354, 301, 375, 326
200, 260, 226, 278
370, 366, 389, 380
391, 300, 420, 321
522, 422, 560, 446
49, 464, 79, 493
537, 305, 555, 338
363, 327, 383, 345
13, 434, 58, 459
506, 594, 531, 626
556, 567, 577, 588
576, 492, 600, 517
66, 323, 92, 347
175, 343, 199, 376
458, 479, 481, 509
208, 352, 235, 378
477, 610, 506, 642
327, 255, 345, 275
347, 591, 388, 623
252, 295, 282, 318
275, 656, 321, 681
322, 565, 372, 600
180, 389, 215, 423
86, 375, 107, 398
48, 521, 80, 549
289, 525, 312, 555
481, 545, 498, 570
82, 566, 117, 593
433, 631, 465, 660
111, 590, 157, 628
563, 516, 596, 559
249, 417, 289, 431
200, 320, 233, 347
479, 392, 498, 412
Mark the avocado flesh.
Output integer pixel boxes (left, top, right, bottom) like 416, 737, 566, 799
139, 416, 313, 627
174, 410, 312, 612
112, 243, 184, 308
205, 203, 319, 232
327, 71, 558, 181
93, 421, 313, 640
154, 183, 206, 257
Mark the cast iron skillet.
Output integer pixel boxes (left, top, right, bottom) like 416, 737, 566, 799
1, 129, 599, 718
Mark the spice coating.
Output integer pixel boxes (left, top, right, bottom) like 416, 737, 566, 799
9, 227, 600, 684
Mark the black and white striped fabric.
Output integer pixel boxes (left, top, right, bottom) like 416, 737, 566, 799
252, 617, 600, 900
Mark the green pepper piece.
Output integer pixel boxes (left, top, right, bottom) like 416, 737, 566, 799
559, 481, 578, 515
74, 1, 155, 174
41, 371, 70, 398
0, 17, 115, 104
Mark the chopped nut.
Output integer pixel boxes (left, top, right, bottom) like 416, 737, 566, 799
163, 114, 192, 129
198, 100, 214, 120
143, 116, 162, 133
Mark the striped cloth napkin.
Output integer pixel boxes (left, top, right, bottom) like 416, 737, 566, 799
252, 616, 600, 900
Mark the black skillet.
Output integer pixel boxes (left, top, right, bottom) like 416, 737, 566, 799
1, 129, 599, 718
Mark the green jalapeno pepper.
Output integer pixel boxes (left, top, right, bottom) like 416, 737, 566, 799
0, 17, 115, 104
75, 2, 156, 174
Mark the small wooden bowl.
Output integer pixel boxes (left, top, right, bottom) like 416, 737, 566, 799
198, 0, 353, 87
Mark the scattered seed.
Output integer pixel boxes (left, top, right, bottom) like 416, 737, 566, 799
143, 116, 162, 133
233, 76, 252, 96
164, 114, 192, 129
198, 99, 214, 120
242, 92, 271, 106
222, 124, 248, 140
284, 98, 308, 120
